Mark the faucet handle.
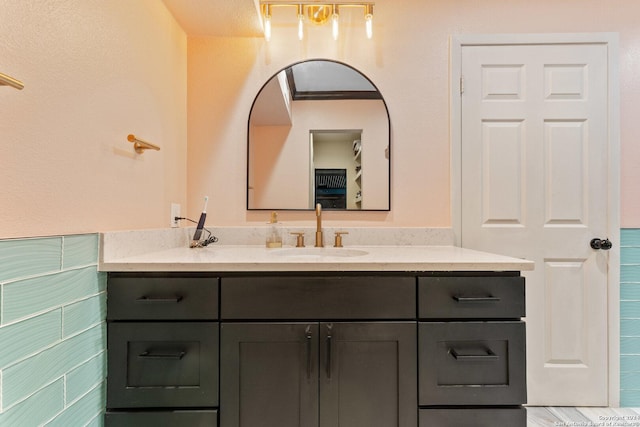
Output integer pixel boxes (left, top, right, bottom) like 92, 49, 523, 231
334, 231, 349, 248
290, 232, 305, 248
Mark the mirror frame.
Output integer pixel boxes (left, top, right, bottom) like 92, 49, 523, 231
247, 58, 391, 211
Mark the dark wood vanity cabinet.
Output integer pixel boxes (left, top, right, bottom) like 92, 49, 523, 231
105, 274, 219, 427
417, 275, 527, 426
104, 272, 526, 427
220, 275, 418, 427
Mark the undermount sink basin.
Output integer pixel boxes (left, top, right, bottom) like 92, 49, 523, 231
271, 247, 369, 258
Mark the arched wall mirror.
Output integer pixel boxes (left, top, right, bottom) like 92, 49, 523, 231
247, 59, 390, 211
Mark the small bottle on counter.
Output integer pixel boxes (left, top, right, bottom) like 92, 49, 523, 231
266, 211, 283, 248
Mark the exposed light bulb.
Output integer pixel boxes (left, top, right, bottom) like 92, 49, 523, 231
331, 8, 339, 41
262, 4, 272, 41
264, 16, 272, 41
365, 15, 372, 39
297, 5, 304, 40
365, 5, 373, 39
298, 15, 304, 40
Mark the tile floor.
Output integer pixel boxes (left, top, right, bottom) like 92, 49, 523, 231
528, 407, 640, 426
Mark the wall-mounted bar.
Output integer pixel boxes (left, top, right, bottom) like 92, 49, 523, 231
0, 72, 24, 90
127, 134, 161, 154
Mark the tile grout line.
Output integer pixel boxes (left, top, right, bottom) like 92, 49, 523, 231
1, 376, 63, 414
40, 371, 105, 426
1, 289, 103, 329
63, 371, 67, 410
1, 263, 98, 287
65, 376, 104, 410
1, 321, 104, 373
84, 410, 103, 427
61, 303, 66, 345
60, 235, 65, 273
2, 338, 105, 414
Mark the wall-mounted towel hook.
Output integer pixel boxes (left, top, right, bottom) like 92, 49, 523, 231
0, 72, 24, 90
127, 134, 160, 154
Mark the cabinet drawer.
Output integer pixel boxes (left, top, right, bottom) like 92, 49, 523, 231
418, 276, 524, 319
107, 274, 218, 320
107, 322, 219, 408
419, 407, 525, 427
418, 321, 526, 405
105, 410, 218, 427
221, 276, 415, 319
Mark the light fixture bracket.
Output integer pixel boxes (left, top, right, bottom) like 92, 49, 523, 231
307, 4, 331, 25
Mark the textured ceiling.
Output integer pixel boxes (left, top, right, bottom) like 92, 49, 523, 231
162, 0, 263, 37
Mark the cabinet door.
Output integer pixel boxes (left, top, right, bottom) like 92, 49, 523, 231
319, 322, 417, 427
220, 323, 319, 427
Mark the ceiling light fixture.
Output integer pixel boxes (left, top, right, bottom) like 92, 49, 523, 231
260, 1, 374, 41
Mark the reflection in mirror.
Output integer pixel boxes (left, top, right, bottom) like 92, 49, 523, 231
247, 59, 390, 210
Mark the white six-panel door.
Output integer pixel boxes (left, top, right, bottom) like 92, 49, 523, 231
457, 39, 618, 406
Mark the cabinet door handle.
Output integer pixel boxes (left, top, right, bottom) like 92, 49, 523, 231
452, 295, 500, 303
136, 295, 183, 303
305, 325, 312, 379
326, 324, 333, 379
138, 351, 186, 360
449, 347, 498, 361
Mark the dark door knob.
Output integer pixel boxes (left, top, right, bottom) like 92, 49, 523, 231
590, 238, 612, 250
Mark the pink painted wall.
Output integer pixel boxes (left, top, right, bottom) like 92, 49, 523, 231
187, 0, 640, 228
0, 0, 187, 238
3, 1, 640, 238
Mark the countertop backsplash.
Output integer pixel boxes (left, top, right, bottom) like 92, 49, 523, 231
100, 226, 455, 261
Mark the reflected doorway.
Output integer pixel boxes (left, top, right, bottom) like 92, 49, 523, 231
310, 130, 362, 210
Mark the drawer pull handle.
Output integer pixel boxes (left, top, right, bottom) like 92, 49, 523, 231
450, 348, 498, 361
138, 351, 186, 360
136, 296, 183, 303
453, 295, 500, 303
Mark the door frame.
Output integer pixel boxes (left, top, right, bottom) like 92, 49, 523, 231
450, 33, 620, 406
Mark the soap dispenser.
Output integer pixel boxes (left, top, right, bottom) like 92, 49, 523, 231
266, 211, 283, 248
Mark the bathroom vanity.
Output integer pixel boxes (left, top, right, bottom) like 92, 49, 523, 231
100, 239, 533, 427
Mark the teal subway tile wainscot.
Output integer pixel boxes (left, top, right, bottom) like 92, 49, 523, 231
0, 234, 106, 426
622, 229, 640, 406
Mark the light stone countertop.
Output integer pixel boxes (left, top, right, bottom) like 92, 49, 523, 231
99, 243, 534, 273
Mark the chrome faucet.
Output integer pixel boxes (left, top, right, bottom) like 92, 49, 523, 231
315, 203, 324, 247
